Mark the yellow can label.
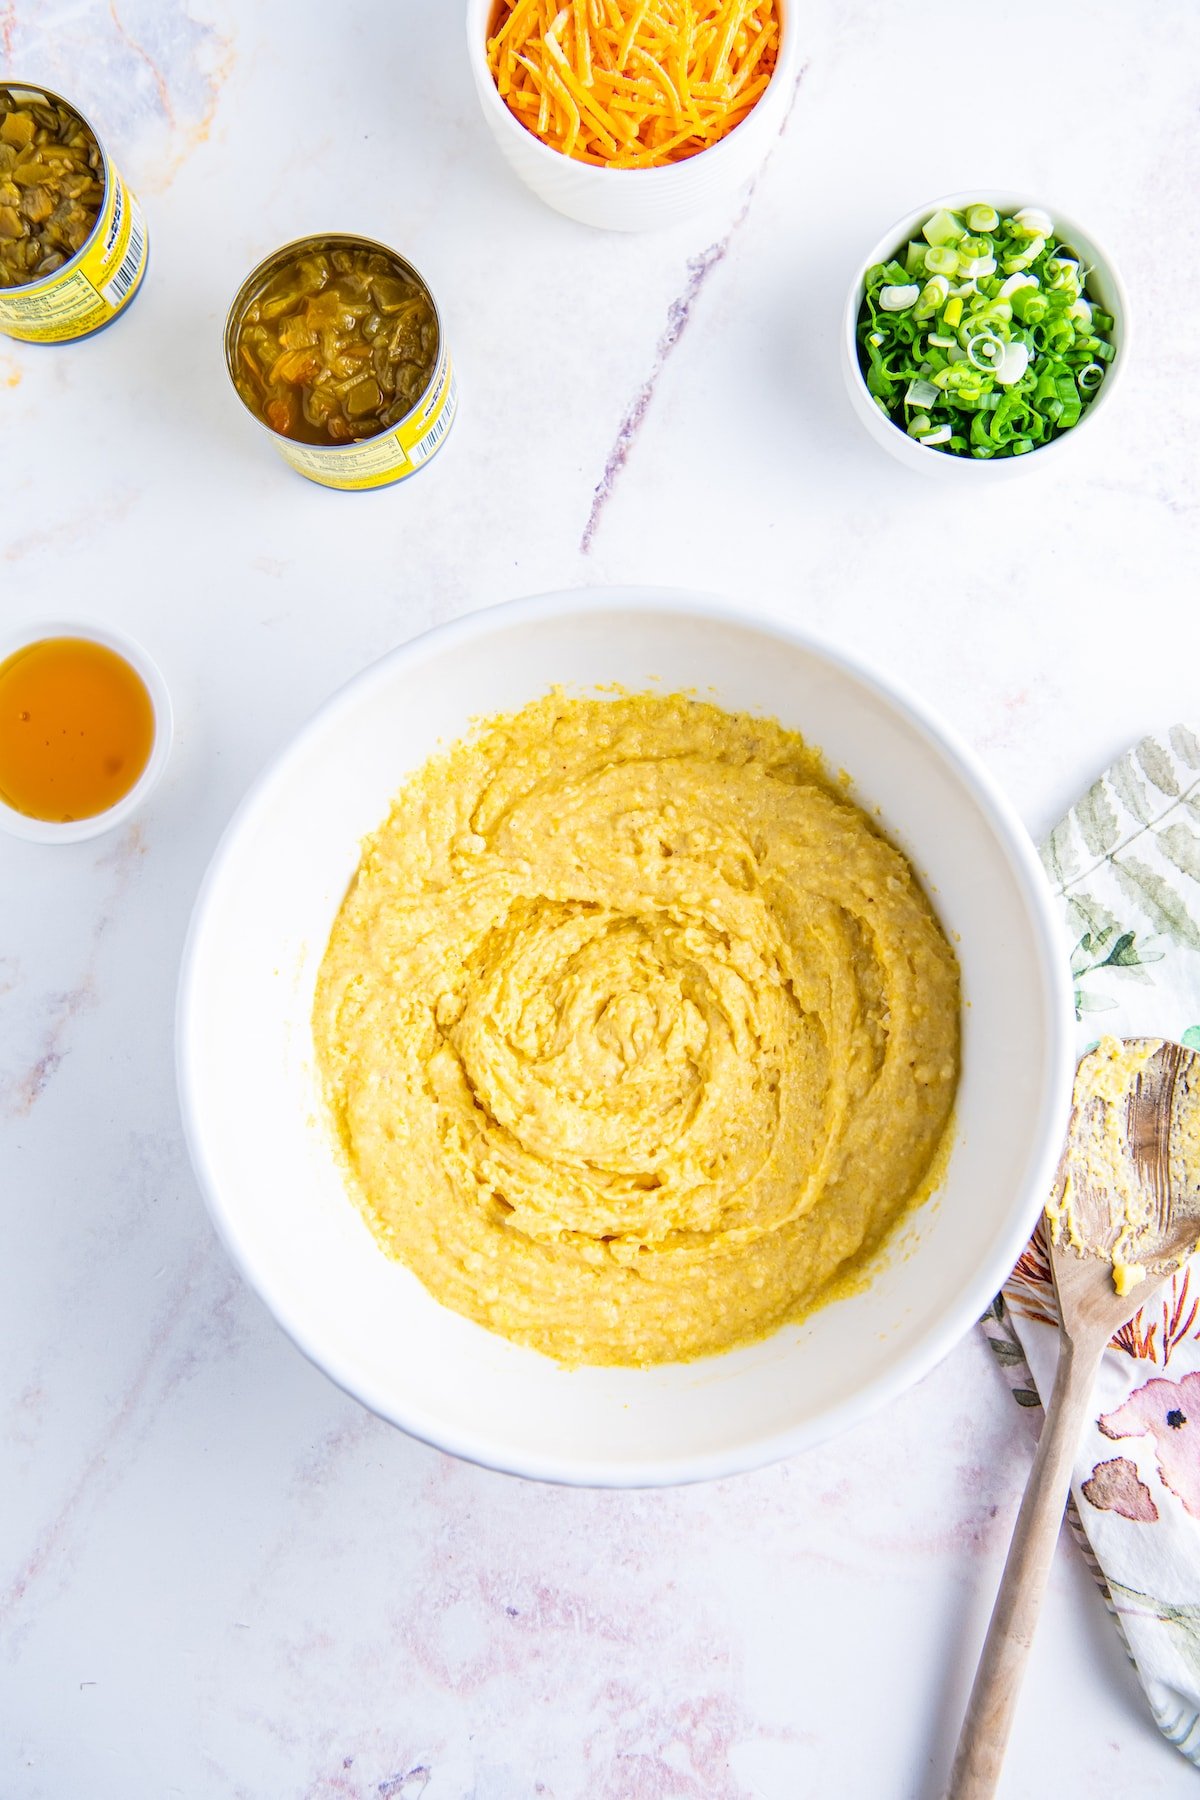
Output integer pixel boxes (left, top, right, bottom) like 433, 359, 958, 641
274, 348, 458, 491
0, 163, 148, 343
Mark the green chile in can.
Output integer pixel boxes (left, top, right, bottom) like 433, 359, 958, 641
224, 234, 458, 490
0, 82, 148, 343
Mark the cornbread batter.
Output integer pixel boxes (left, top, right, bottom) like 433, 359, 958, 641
1045, 1037, 1156, 1295
1046, 1036, 1200, 1297
313, 692, 960, 1366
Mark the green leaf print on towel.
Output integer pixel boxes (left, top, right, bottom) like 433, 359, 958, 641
1007, 726, 1200, 1771
1110, 856, 1200, 952
1109, 1577, 1200, 1715
1070, 920, 1164, 1018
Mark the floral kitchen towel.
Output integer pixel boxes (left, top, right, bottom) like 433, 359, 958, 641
980, 723, 1200, 1763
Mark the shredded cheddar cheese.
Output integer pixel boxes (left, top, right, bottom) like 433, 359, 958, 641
487, 0, 781, 167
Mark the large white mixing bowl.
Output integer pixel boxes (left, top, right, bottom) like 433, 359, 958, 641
177, 589, 1074, 1486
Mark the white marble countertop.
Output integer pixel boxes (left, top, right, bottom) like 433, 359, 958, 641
3, 2, 1200, 1795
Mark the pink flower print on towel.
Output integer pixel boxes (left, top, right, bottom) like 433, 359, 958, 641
1100, 1372, 1200, 1519
1082, 1456, 1160, 1522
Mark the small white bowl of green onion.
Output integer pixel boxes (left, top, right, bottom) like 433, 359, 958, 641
842, 193, 1128, 473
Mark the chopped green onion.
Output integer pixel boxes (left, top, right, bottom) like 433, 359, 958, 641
995, 340, 1030, 386
924, 245, 959, 277
855, 199, 1117, 458
1012, 288, 1048, 325
1002, 235, 1046, 273
1055, 371, 1082, 426
966, 331, 1003, 370
1012, 206, 1053, 237
914, 275, 951, 317
1044, 256, 1081, 293
879, 283, 920, 310
922, 208, 966, 247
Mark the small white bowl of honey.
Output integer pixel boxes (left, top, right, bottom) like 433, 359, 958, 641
0, 621, 172, 844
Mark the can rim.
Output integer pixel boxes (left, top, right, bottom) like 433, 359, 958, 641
0, 81, 113, 297
222, 233, 446, 454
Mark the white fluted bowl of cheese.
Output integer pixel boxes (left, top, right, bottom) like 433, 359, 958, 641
465, 0, 801, 231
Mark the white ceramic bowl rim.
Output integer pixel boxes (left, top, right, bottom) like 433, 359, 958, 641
842, 188, 1131, 474
0, 618, 173, 845
177, 587, 1075, 1487
465, 0, 796, 182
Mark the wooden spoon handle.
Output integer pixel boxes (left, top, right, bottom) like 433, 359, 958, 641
948, 1335, 1103, 1799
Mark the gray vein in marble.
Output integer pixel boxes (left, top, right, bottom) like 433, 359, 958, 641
580, 68, 807, 554
0, 1244, 240, 1638
378, 1769, 432, 1799
108, 0, 176, 121
1, 823, 144, 1119
3, 0, 234, 190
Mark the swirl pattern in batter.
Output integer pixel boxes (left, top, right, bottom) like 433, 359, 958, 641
313, 691, 960, 1365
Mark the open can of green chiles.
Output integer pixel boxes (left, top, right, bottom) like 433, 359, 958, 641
224, 234, 458, 491
0, 82, 149, 343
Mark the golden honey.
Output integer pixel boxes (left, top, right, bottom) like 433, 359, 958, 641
0, 636, 155, 822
